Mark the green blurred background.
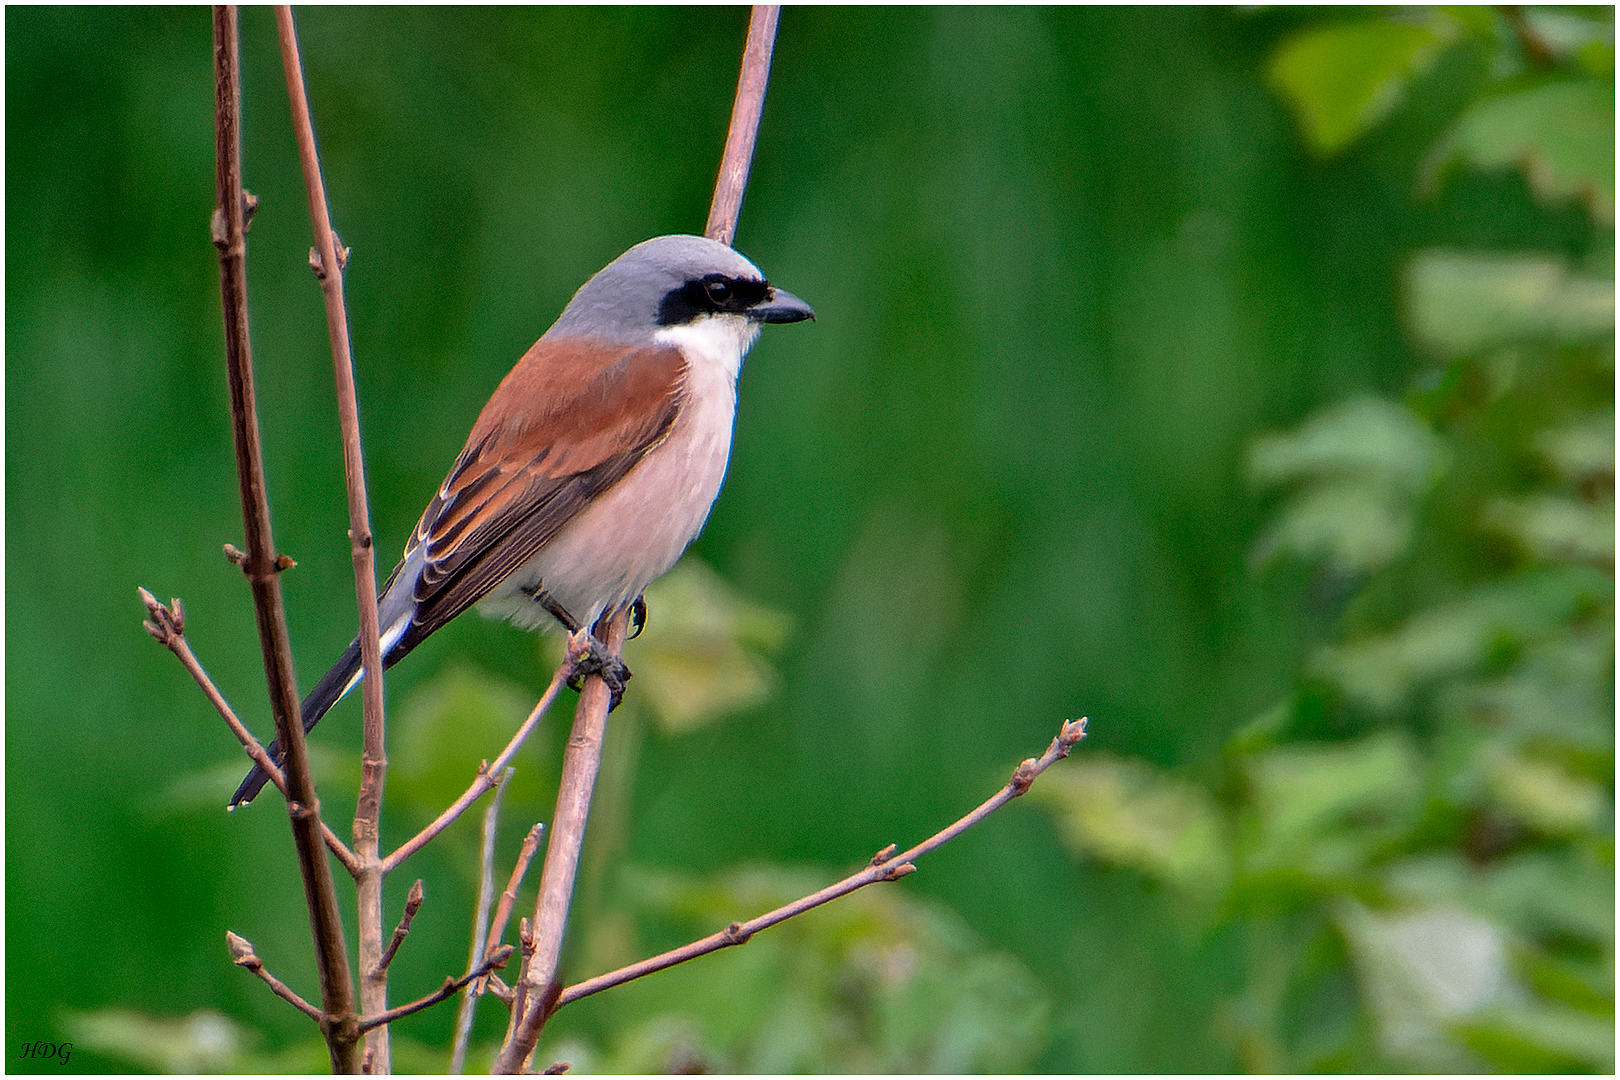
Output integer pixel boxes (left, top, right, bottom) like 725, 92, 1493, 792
6, 6, 1613, 1073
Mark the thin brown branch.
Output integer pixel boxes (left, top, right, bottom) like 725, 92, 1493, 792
495, 16, 783, 1068
557, 718, 1088, 1008
486, 822, 546, 976
373, 879, 424, 978
273, 8, 390, 1069
704, 5, 780, 246
450, 769, 516, 1073
509, 919, 536, 1034
357, 946, 515, 1035
212, 8, 359, 1070
382, 661, 571, 874
139, 588, 363, 875
227, 931, 326, 1024
496, 613, 630, 1073
484, 976, 515, 1007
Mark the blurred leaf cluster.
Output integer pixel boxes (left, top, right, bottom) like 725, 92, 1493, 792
539, 866, 1049, 1074
1041, 7, 1613, 1073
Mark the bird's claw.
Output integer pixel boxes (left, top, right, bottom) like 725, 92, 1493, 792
565, 631, 631, 711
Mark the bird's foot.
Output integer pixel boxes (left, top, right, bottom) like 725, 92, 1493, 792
565, 628, 631, 711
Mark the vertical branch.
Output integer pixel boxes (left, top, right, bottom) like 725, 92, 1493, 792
211, 6, 359, 1072
450, 768, 515, 1074
274, 5, 391, 1071
704, 5, 781, 246
495, 10, 782, 1073
496, 613, 629, 1073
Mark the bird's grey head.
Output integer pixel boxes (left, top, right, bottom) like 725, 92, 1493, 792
546, 234, 814, 343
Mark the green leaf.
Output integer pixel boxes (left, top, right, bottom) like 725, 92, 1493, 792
1244, 733, 1422, 876
1032, 753, 1228, 898
1486, 750, 1607, 835
1335, 901, 1514, 1072
1270, 19, 1453, 154
1453, 1002, 1616, 1073
622, 558, 790, 734
1405, 250, 1615, 356
389, 664, 550, 811
1485, 494, 1615, 565
1249, 397, 1445, 572
1535, 413, 1616, 486
1249, 396, 1444, 494
1252, 480, 1419, 572
1427, 79, 1616, 222
60, 1009, 332, 1074
1315, 567, 1613, 710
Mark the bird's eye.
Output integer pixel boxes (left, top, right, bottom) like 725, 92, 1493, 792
704, 278, 732, 304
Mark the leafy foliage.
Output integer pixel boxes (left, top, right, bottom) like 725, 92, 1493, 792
543, 867, 1050, 1074
1043, 7, 1614, 1072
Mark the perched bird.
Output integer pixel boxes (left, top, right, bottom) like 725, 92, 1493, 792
231, 234, 813, 807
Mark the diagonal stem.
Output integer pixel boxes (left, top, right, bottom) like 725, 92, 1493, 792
495, 613, 629, 1073
557, 719, 1088, 1008
139, 587, 360, 874
382, 660, 571, 875
705, 5, 781, 246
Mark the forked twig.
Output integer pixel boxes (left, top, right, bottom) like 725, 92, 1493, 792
374, 879, 425, 978
358, 946, 516, 1034
382, 662, 571, 874
557, 719, 1088, 1007
139, 588, 361, 875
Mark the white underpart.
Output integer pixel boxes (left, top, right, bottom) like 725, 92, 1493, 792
477, 313, 761, 633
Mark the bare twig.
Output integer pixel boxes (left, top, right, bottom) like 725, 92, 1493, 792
212, 8, 358, 1070
557, 719, 1088, 1007
704, 5, 781, 246
357, 946, 515, 1034
273, 7, 391, 1070
139, 588, 361, 875
450, 769, 516, 1073
509, 919, 536, 1029
496, 613, 629, 1072
373, 879, 424, 978
227, 931, 326, 1024
455, 819, 545, 1067
484, 976, 515, 1007
486, 823, 547, 977
382, 661, 571, 874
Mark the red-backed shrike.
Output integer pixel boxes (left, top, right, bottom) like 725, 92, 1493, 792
232, 235, 813, 807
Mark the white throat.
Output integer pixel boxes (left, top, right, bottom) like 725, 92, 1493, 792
653, 313, 760, 382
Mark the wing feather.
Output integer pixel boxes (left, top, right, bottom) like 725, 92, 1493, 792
393, 338, 685, 649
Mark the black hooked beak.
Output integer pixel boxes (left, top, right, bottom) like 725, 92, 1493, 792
751, 287, 815, 324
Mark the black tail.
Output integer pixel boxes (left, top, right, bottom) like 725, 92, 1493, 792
228, 638, 363, 808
